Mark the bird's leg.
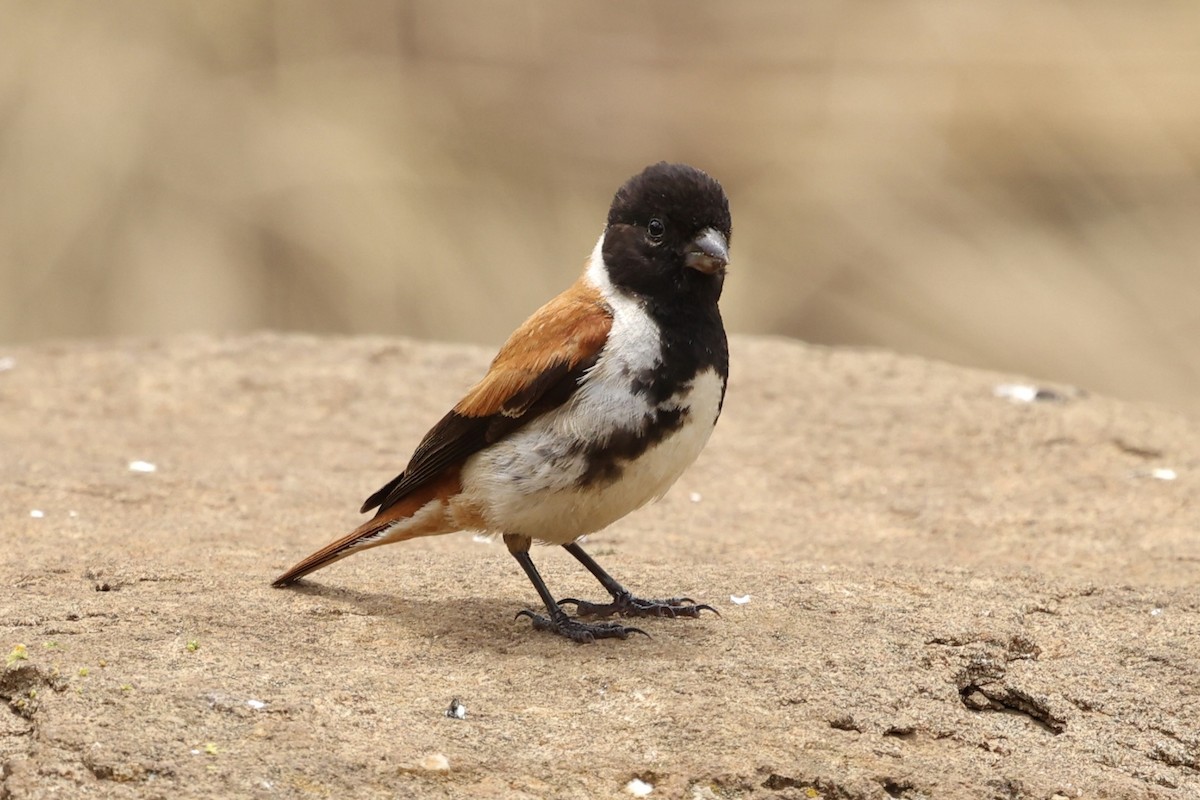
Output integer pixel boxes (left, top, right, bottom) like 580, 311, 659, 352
504, 534, 647, 643
557, 541, 718, 619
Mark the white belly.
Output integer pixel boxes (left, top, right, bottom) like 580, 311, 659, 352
458, 367, 724, 543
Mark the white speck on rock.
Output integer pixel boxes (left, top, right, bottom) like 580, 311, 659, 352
1150, 608, 1163, 616
471, 534, 493, 544
0, 357, 14, 371
689, 492, 702, 503
626, 778, 654, 796
730, 594, 751, 605
129, 460, 157, 473
994, 383, 1039, 403
30, 510, 44, 519
1150, 468, 1177, 481
246, 699, 266, 710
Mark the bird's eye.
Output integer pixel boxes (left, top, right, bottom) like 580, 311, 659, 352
647, 218, 665, 240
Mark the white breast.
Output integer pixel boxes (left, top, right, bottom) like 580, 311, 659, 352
459, 368, 723, 543
455, 237, 725, 543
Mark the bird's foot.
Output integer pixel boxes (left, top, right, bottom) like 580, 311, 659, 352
557, 591, 718, 619
514, 609, 648, 643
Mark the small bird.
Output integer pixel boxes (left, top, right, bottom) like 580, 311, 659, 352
273, 162, 732, 642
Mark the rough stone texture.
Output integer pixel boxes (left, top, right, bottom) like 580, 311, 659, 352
1, 334, 1197, 799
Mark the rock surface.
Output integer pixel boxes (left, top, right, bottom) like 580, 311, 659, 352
1, 334, 1198, 799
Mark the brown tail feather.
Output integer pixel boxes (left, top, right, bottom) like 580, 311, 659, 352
271, 515, 403, 586
272, 471, 462, 587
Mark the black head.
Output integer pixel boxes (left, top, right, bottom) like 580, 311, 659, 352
601, 162, 732, 304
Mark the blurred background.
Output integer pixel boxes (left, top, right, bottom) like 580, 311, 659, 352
2, 1, 1198, 413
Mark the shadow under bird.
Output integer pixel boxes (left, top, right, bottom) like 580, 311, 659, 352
273, 162, 732, 642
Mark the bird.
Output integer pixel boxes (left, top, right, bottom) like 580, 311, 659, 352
273, 162, 732, 643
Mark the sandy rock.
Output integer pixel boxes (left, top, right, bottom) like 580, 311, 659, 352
1, 333, 1198, 798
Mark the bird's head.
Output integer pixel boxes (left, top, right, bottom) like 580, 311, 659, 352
600, 162, 732, 303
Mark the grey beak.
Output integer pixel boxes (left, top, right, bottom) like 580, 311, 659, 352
685, 228, 729, 274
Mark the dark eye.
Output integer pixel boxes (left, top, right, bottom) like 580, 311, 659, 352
647, 218, 665, 240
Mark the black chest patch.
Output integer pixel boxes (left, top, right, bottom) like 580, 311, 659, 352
572, 404, 688, 487
571, 275, 729, 490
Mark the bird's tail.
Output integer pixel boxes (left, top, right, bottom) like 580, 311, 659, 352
272, 473, 460, 587
271, 515, 401, 586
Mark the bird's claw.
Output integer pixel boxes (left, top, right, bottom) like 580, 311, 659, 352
557, 593, 719, 620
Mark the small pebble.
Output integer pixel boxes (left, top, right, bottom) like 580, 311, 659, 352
993, 383, 1064, 403
420, 753, 450, 772
626, 778, 654, 796
445, 698, 467, 719
993, 383, 1038, 403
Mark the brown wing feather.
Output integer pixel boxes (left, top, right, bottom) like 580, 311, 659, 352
455, 278, 612, 417
360, 276, 612, 515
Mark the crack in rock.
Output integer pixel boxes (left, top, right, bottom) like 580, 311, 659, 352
959, 683, 1066, 735
80, 752, 164, 784
760, 772, 855, 798
931, 633, 1067, 735
881, 777, 918, 798
1147, 727, 1200, 772
0, 665, 63, 722
1, 664, 68, 797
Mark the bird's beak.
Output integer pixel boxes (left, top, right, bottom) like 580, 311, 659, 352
684, 228, 729, 274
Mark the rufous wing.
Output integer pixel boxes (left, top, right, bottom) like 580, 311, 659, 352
360, 276, 613, 515
272, 275, 612, 586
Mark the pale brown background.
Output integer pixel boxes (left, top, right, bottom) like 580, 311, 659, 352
2, 1, 1199, 413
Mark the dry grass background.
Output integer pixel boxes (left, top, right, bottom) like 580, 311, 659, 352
1, 1, 1198, 412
